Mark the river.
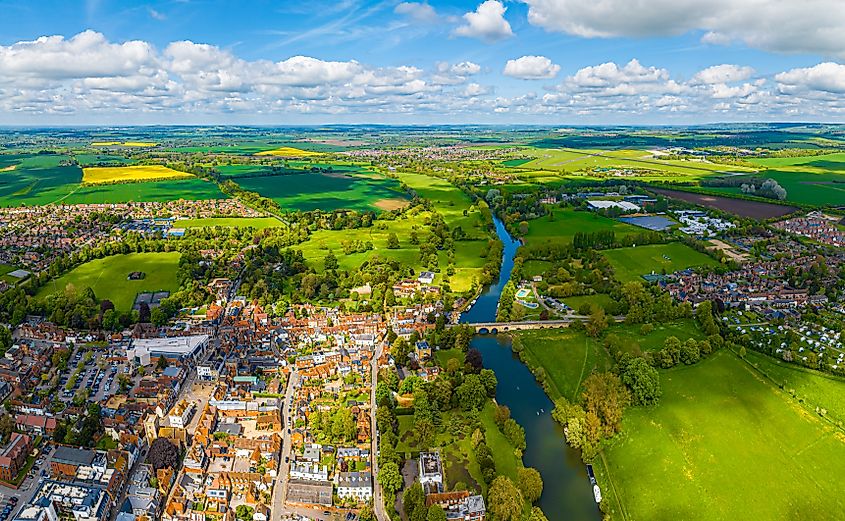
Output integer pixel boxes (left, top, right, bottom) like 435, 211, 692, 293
461, 217, 601, 521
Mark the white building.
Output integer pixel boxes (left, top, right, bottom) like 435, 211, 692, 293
586, 200, 640, 212
336, 472, 372, 502
290, 462, 329, 481
127, 335, 210, 366
419, 452, 443, 493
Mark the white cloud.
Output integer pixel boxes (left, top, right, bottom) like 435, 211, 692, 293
521, 0, 845, 58
431, 61, 482, 85
569, 59, 669, 88
503, 55, 560, 79
775, 62, 845, 94
690, 64, 755, 85
453, 1, 513, 43
394, 2, 439, 23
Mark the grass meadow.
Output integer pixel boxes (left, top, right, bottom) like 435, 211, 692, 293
37, 252, 180, 310
602, 242, 719, 282
236, 170, 408, 212
393, 171, 488, 240
522, 208, 640, 247
598, 350, 845, 521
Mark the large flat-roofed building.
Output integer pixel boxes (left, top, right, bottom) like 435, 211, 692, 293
25, 480, 110, 521
286, 479, 333, 506
586, 200, 640, 212
50, 447, 95, 478
127, 335, 210, 366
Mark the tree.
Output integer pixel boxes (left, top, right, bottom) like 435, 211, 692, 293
465, 348, 483, 373
479, 369, 498, 397
148, 438, 179, 471
586, 306, 608, 337
235, 505, 254, 521
620, 357, 661, 406
138, 302, 151, 323
427, 505, 447, 521
502, 418, 526, 452
0, 414, 14, 444
0, 326, 11, 355
403, 482, 424, 518
581, 372, 630, 437
387, 233, 400, 249
156, 355, 168, 371
494, 405, 511, 428
324, 250, 339, 270
517, 467, 543, 504
378, 461, 403, 494
150, 307, 167, 327
487, 476, 524, 521
456, 374, 487, 411
528, 506, 549, 521
680, 339, 701, 365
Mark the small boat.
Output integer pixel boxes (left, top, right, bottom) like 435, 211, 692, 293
540, 408, 544, 413
593, 484, 602, 503
536, 411, 539, 416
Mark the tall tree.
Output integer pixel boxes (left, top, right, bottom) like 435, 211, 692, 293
487, 476, 524, 521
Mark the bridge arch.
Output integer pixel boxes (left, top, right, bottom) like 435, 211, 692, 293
490, 327, 498, 334
478, 327, 489, 335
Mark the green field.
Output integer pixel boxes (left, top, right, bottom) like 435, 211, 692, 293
706, 152, 845, 206
516, 329, 613, 401
38, 252, 180, 310
514, 148, 754, 181
562, 294, 615, 313
294, 208, 486, 293
393, 171, 488, 239
599, 350, 845, 520
61, 178, 226, 204
602, 242, 719, 282
237, 169, 408, 212
0, 154, 82, 206
522, 208, 640, 247
745, 350, 845, 425
0, 153, 224, 205
174, 217, 283, 229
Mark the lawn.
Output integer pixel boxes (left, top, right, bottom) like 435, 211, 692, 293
604, 319, 705, 355
521, 208, 640, 247
82, 165, 194, 184
174, 217, 283, 230
562, 294, 615, 314
434, 348, 465, 369
744, 350, 845, 425
393, 171, 488, 240
602, 242, 719, 282
38, 252, 181, 310
237, 169, 408, 212
516, 329, 613, 401
598, 350, 845, 521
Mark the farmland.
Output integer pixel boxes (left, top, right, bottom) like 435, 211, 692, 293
37, 252, 181, 310
512, 148, 755, 181
255, 146, 324, 157
63, 178, 226, 204
602, 242, 720, 282
0, 154, 82, 206
598, 350, 845, 521
707, 152, 845, 206
393, 171, 489, 239
236, 170, 408, 212
82, 165, 194, 184
521, 208, 640, 247
649, 187, 798, 218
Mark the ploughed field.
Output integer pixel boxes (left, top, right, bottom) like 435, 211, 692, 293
649, 187, 798, 218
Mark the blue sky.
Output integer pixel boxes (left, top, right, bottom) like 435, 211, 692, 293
0, 0, 844, 124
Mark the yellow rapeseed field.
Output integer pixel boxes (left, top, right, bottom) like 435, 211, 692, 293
82, 165, 193, 184
254, 146, 323, 157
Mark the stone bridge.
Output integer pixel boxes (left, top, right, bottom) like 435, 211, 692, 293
452, 315, 624, 334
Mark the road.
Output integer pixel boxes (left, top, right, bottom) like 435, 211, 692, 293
271, 370, 298, 521
370, 342, 388, 521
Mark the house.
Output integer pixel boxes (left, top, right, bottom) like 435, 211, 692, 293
16, 414, 57, 436
0, 433, 32, 482
419, 452, 443, 494
418, 272, 435, 285
336, 471, 372, 502
289, 462, 328, 481
426, 491, 486, 521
